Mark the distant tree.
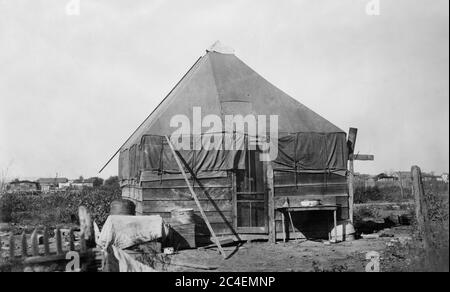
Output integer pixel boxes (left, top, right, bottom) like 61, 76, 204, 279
78, 176, 84, 182
104, 176, 120, 189
89, 177, 104, 188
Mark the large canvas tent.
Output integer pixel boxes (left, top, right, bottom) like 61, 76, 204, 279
118, 42, 349, 243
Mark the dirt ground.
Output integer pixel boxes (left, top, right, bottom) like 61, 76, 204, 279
165, 226, 413, 272
1, 225, 415, 272
2, 198, 447, 272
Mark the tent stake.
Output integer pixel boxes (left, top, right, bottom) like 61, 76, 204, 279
164, 136, 228, 259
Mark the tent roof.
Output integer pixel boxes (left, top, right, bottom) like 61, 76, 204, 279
121, 43, 344, 150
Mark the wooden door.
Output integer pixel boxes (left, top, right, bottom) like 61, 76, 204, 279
233, 151, 268, 233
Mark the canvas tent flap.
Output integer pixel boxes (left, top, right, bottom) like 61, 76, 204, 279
119, 133, 248, 181
274, 132, 348, 172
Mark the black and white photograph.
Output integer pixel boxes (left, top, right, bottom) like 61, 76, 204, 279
0, 0, 448, 276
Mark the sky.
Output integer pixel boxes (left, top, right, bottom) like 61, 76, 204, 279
0, 0, 448, 180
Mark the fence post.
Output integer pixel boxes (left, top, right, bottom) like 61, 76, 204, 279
21, 232, 27, 258
412, 166, 427, 236
56, 228, 63, 255
43, 227, 50, 256
69, 228, 75, 251
9, 232, 15, 259
78, 206, 96, 249
31, 228, 39, 256
80, 234, 87, 253
411, 165, 434, 269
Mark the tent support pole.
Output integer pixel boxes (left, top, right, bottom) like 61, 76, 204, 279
348, 159, 355, 223
266, 162, 276, 243
164, 136, 228, 259
347, 127, 358, 223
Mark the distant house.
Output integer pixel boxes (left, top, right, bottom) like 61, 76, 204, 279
392, 171, 448, 185
375, 173, 398, 182
396, 171, 412, 181
58, 181, 72, 189
37, 178, 69, 192
422, 173, 442, 182
71, 178, 94, 189
7, 180, 39, 192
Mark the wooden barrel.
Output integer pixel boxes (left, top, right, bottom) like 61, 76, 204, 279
171, 208, 194, 224
110, 199, 136, 216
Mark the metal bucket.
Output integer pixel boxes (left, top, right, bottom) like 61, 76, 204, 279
331, 222, 356, 242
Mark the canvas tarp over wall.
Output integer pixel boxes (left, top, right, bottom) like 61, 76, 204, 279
119, 133, 247, 181
118, 132, 348, 182
275, 132, 348, 173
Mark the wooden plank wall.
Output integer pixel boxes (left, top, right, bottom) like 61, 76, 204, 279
273, 171, 349, 239
122, 175, 235, 244
122, 170, 349, 242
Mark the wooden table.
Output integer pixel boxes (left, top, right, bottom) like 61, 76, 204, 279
276, 205, 338, 242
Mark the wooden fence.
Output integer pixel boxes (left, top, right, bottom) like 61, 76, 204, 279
0, 206, 102, 272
